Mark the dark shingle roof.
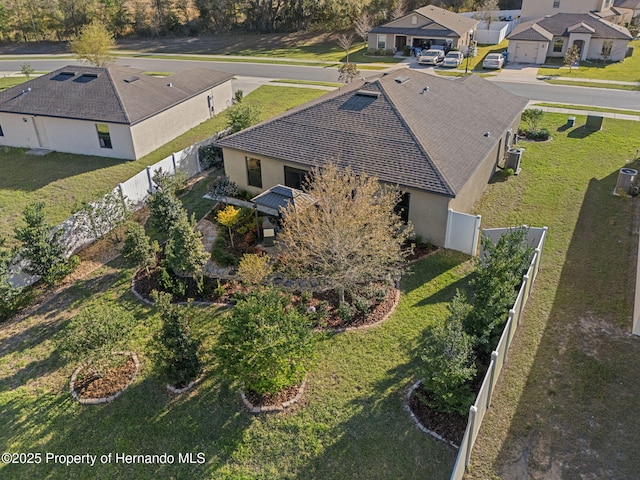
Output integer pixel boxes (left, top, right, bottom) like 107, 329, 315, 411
0, 65, 232, 125
615, 0, 640, 8
218, 70, 528, 197
508, 20, 555, 41
371, 5, 477, 39
508, 13, 632, 41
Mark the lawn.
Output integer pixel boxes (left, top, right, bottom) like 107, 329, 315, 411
465, 113, 640, 478
0, 77, 29, 91
544, 78, 640, 91
0, 228, 470, 478
538, 40, 640, 81
533, 102, 640, 117
0, 86, 327, 247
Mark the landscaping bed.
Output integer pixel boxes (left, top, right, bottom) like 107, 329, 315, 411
71, 354, 138, 401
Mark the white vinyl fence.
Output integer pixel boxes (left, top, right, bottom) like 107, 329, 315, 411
8, 129, 229, 287
450, 226, 548, 480
445, 209, 482, 257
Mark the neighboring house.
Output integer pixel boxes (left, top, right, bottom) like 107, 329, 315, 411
216, 70, 528, 247
507, 13, 633, 63
614, 0, 640, 21
0, 65, 233, 160
368, 5, 478, 55
521, 0, 629, 24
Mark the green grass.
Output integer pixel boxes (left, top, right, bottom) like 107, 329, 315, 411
533, 102, 640, 117
0, 245, 471, 478
544, 78, 640, 90
0, 77, 29, 91
270, 79, 342, 87
0, 86, 327, 246
464, 114, 640, 478
538, 40, 640, 81
461, 40, 509, 72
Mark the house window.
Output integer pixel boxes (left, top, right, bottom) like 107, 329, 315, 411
601, 40, 613, 57
246, 157, 262, 188
553, 0, 560, 7
95, 124, 112, 149
0, 125, 4, 137
284, 166, 309, 191
394, 192, 411, 224
377, 34, 387, 50
553, 38, 564, 53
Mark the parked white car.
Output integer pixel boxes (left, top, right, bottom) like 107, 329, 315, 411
482, 53, 505, 69
418, 49, 445, 66
442, 51, 464, 68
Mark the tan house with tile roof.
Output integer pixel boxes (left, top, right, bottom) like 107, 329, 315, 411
216, 70, 528, 247
0, 65, 233, 160
521, 0, 629, 23
368, 5, 478, 54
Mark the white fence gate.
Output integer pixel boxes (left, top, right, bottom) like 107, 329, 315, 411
444, 209, 482, 256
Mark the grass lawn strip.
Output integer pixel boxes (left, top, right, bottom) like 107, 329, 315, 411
465, 113, 640, 478
532, 103, 640, 117
544, 78, 640, 91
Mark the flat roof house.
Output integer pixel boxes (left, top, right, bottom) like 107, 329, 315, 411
216, 70, 528, 247
0, 65, 233, 160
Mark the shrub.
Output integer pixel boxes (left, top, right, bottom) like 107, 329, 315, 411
122, 222, 159, 273
14, 202, 77, 285
211, 234, 238, 267
217, 288, 316, 395
226, 102, 262, 133
524, 128, 550, 141
165, 213, 209, 279
152, 168, 187, 195
237, 253, 272, 285
337, 301, 355, 322
366, 48, 395, 56
198, 144, 223, 171
147, 188, 186, 234
0, 239, 25, 322
353, 295, 371, 315
208, 175, 239, 200
419, 291, 477, 416
521, 108, 545, 133
152, 291, 202, 386
56, 300, 135, 375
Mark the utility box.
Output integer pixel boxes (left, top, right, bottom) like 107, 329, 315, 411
585, 115, 604, 131
613, 168, 638, 196
506, 148, 523, 174
262, 217, 275, 247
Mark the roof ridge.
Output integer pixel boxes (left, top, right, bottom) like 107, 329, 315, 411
378, 75, 455, 197
105, 67, 132, 124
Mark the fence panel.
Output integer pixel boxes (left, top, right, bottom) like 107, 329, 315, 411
120, 169, 153, 206
445, 209, 481, 256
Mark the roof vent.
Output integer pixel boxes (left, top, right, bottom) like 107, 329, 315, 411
484, 132, 491, 137
124, 75, 140, 83
74, 73, 99, 83
356, 90, 380, 98
420, 86, 429, 94
167, 82, 173, 87
395, 75, 410, 84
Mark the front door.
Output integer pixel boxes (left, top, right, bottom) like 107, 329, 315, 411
572, 39, 585, 59
395, 35, 407, 53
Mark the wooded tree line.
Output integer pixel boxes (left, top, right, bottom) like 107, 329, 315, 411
0, 0, 521, 41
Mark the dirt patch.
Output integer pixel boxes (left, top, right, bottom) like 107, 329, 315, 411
408, 384, 468, 446
244, 383, 302, 408
72, 355, 137, 400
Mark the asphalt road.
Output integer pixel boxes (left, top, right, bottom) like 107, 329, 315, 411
1, 56, 639, 109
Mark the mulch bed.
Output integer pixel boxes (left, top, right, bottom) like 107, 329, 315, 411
408, 384, 469, 446
406, 242, 439, 262
244, 383, 302, 408
73, 356, 137, 400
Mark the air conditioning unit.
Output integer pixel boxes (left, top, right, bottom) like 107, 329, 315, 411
613, 167, 637, 196
505, 148, 523, 174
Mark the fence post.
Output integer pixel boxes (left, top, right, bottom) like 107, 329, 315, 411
519, 275, 528, 318
117, 184, 127, 212
487, 351, 499, 408
146, 166, 154, 194
471, 214, 482, 257
445, 209, 453, 249
465, 406, 477, 468
171, 153, 177, 174
196, 141, 203, 173
504, 310, 515, 362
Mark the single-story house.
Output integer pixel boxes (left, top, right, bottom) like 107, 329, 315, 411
521, 0, 628, 23
216, 70, 528, 247
507, 12, 633, 63
614, 0, 640, 20
368, 5, 478, 55
0, 65, 233, 160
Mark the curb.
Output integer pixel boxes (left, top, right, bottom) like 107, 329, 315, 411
70, 352, 139, 405
404, 379, 460, 450
240, 380, 306, 413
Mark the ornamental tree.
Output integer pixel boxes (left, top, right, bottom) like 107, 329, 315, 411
121, 222, 159, 273
69, 20, 116, 67
278, 162, 412, 304
165, 212, 209, 280
216, 205, 241, 248
216, 288, 315, 395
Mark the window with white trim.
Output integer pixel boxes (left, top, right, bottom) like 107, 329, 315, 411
601, 40, 613, 57
377, 34, 387, 50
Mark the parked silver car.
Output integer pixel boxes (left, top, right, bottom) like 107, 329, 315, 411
482, 53, 505, 69
442, 51, 464, 68
418, 49, 445, 66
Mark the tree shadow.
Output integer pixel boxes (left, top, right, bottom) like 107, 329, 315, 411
0, 148, 128, 192
491, 164, 640, 478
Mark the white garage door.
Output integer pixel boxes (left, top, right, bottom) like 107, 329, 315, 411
513, 42, 540, 63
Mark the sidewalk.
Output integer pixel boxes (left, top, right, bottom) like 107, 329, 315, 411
529, 102, 640, 121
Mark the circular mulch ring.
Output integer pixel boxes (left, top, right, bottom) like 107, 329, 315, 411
70, 352, 139, 405
240, 380, 306, 413
166, 375, 203, 394
404, 379, 466, 449
319, 287, 401, 333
